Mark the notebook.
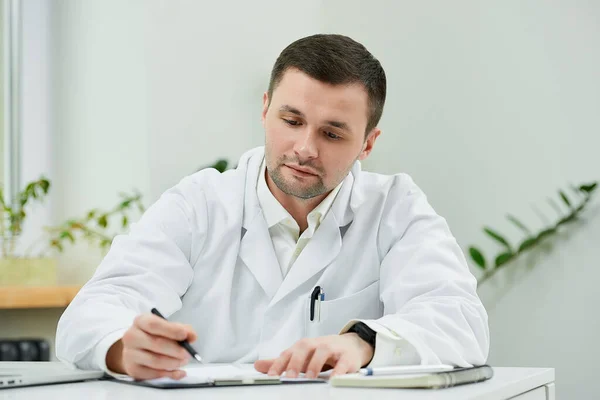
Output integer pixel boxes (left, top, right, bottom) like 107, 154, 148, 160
112, 363, 327, 389
330, 365, 494, 389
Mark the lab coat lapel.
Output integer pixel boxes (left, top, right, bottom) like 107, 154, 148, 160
239, 212, 283, 299
269, 168, 357, 307
238, 147, 283, 299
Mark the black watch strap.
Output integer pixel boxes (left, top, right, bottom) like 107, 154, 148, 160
347, 322, 377, 349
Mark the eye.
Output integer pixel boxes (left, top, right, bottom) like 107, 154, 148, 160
283, 119, 300, 126
325, 131, 341, 140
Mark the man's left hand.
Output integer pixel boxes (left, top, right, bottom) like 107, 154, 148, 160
254, 333, 374, 378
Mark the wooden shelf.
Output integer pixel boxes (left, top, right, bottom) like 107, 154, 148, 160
0, 286, 81, 309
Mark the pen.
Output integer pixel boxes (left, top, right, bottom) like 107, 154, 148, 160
316, 288, 324, 322
360, 364, 454, 376
150, 307, 204, 363
310, 286, 321, 322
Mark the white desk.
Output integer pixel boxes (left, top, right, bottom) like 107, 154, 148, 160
0, 367, 555, 400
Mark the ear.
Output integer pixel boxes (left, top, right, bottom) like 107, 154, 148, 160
261, 92, 269, 127
358, 128, 381, 161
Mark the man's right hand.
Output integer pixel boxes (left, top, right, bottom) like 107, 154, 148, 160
106, 313, 198, 380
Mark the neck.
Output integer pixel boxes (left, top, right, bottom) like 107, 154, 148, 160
265, 170, 329, 233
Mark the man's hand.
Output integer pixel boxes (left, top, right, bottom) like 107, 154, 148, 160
254, 333, 374, 378
106, 313, 198, 380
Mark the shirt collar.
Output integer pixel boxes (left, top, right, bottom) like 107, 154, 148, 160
256, 159, 343, 229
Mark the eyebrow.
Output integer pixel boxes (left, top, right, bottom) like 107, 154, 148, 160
278, 105, 351, 132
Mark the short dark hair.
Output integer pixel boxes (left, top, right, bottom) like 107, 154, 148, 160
267, 34, 386, 136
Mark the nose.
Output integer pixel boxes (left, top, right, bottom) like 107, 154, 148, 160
293, 127, 318, 161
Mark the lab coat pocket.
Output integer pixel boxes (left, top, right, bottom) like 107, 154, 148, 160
305, 281, 381, 338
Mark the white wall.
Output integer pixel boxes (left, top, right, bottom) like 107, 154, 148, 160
50, 0, 152, 283
144, 0, 324, 198
5, 1, 600, 397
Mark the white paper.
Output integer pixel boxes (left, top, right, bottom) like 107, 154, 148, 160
145, 363, 266, 385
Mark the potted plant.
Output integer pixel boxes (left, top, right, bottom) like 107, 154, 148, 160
0, 176, 145, 286
0, 177, 56, 286
0, 159, 230, 286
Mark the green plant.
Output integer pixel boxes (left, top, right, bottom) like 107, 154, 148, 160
470, 181, 598, 287
46, 191, 145, 253
50, 158, 233, 253
0, 174, 147, 257
12, 158, 233, 257
0, 177, 51, 258
199, 159, 231, 173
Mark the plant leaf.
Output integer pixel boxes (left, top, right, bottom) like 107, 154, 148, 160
495, 252, 514, 267
468, 247, 486, 270
97, 215, 108, 228
483, 227, 511, 249
60, 231, 75, 243
559, 190, 572, 208
537, 228, 556, 240
579, 182, 598, 193
518, 237, 538, 253
50, 239, 64, 252
40, 179, 50, 193
213, 160, 229, 173
506, 214, 531, 234
122, 215, 128, 228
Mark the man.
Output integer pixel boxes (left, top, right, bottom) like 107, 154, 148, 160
56, 34, 489, 380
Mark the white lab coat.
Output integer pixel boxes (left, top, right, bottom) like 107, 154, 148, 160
56, 146, 489, 370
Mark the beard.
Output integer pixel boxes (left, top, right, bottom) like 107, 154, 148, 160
268, 155, 328, 200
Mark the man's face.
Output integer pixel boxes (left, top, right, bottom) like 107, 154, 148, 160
262, 68, 380, 200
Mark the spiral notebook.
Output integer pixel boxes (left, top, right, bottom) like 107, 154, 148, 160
112, 364, 327, 389
330, 365, 494, 389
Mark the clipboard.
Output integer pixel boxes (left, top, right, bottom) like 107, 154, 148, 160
109, 364, 327, 389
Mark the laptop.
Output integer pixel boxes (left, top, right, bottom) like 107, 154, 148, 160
0, 361, 104, 389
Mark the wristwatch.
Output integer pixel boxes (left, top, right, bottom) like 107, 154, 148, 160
346, 322, 377, 350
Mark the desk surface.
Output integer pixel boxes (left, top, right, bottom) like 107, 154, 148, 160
0, 367, 554, 400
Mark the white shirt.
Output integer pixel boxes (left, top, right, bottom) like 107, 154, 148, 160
256, 160, 342, 277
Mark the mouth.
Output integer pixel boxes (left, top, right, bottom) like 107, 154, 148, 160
284, 164, 319, 177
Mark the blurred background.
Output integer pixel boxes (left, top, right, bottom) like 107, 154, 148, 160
1, 1, 599, 398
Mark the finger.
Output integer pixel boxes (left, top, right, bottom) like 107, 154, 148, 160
305, 343, 333, 378
254, 359, 274, 374
284, 340, 315, 378
183, 324, 198, 343
267, 350, 292, 376
127, 348, 188, 372
331, 357, 356, 377
126, 364, 187, 381
122, 325, 189, 363
138, 330, 190, 362
135, 314, 189, 341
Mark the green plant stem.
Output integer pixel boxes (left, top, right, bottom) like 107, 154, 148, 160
47, 192, 144, 252
476, 191, 593, 288
0, 213, 6, 258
